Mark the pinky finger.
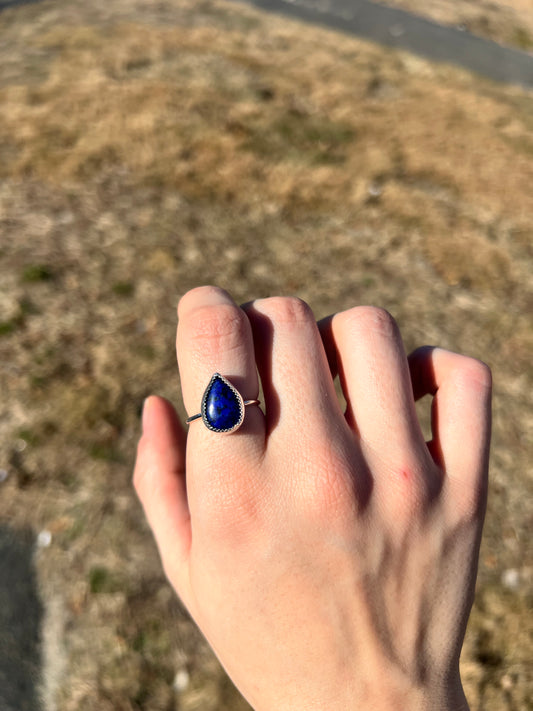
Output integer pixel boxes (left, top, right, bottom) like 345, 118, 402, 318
133, 396, 191, 594
408, 346, 492, 515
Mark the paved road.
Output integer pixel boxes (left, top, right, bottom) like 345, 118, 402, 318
0, 0, 41, 9
2, 0, 533, 87
233, 0, 533, 88
0, 526, 42, 711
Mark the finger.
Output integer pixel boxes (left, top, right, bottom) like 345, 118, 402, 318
330, 307, 429, 463
177, 287, 265, 521
133, 396, 191, 595
408, 346, 492, 514
243, 297, 345, 444
177, 285, 264, 444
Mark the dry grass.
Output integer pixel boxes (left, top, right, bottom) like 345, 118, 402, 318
0, 0, 531, 710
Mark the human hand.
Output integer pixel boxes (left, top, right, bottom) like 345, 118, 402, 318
134, 286, 491, 711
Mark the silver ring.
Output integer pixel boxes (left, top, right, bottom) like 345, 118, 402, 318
186, 373, 260, 433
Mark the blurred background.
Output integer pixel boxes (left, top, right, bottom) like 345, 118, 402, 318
0, 0, 531, 709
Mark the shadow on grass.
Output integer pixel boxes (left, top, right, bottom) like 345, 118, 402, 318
0, 526, 42, 711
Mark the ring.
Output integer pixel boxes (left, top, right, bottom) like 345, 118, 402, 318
186, 373, 260, 433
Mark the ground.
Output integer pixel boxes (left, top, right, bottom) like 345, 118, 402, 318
381, 0, 533, 52
0, 0, 531, 709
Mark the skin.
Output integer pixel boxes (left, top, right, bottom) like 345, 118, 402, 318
133, 286, 492, 711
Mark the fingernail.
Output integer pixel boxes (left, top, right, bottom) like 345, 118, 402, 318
142, 396, 153, 433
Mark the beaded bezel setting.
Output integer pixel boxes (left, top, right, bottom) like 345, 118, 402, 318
201, 373, 245, 433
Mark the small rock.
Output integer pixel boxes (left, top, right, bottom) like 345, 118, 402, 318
389, 24, 405, 37
0, 469, 8, 483
368, 182, 382, 198
501, 673, 513, 690
37, 530, 52, 548
14, 439, 27, 452
173, 668, 190, 692
501, 568, 519, 590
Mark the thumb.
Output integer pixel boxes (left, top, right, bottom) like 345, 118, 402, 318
133, 396, 191, 593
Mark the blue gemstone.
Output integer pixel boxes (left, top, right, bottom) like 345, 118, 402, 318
203, 375, 243, 432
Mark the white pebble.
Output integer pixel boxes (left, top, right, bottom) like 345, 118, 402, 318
173, 668, 190, 692
37, 530, 52, 548
501, 568, 519, 590
0, 469, 8, 483
14, 439, 27, 452
501, 674, 513, 690
368, 182, 382, 197
389, 24, 405, 37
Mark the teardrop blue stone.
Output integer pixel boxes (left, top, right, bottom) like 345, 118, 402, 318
203, 375, 243, 432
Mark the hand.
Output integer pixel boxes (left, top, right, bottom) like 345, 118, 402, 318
133, 286, 491, 711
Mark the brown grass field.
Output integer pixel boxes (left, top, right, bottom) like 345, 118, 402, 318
0, 0, 531, 709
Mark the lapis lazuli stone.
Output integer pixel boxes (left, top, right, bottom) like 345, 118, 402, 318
203, 374, 243, 432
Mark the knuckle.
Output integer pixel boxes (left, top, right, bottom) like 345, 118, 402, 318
374, 452, 439, 522
295, 447, 356, 522
460, 357, 492, 390
199, 479, 265, 544
257, 296, 313, 325
186, 303, 247, 351
302, 477, 351, 522
337, 306, 398, 339
388, 479, 428, 521
447, 354, 492, 396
